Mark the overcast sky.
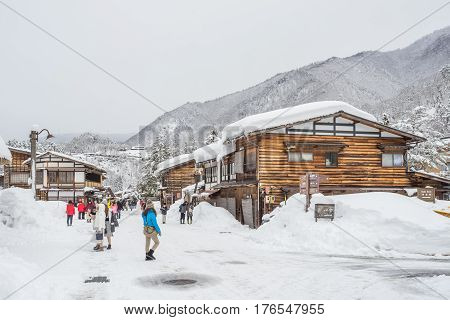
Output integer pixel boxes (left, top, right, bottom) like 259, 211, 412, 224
0, 0, 449, 140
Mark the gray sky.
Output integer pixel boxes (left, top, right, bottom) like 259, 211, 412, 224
0, 0, 449, 140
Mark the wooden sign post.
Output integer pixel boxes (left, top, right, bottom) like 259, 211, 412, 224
417, 187, 436, 203
300, 173, 328, 212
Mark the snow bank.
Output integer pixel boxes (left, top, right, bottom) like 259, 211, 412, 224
254, 192, 450, 257
193, 202, 246, 230
0, 135, 11, 161
155, 153, 194, 174
222, 101, 377, 140
0, 188, 65, 229
0, 188, 81, 299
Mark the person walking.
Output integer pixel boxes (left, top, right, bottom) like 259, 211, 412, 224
117, 200, 123, 219
160, 202, 168, 224
93, 199, 107, 251
66, 200, 75, 226
77, 199, 86, 220
187, 202, 194, 225
142, 201, 161, 261
86, 200, 95, 223
104, 205, 116, 250
179, 201, 188, 224
111, 201, 118, 221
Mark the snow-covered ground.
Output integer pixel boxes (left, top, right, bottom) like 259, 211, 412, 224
1, 188, 450, 299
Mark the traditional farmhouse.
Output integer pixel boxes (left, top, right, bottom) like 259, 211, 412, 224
23, 151, 106, 202
156, 153, 196, 205
157, 101, 450, 227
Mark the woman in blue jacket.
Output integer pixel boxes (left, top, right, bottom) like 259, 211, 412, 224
142, 201, 161, 261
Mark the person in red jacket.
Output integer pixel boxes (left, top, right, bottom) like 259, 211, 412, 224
77, 199, 86, 220
66, 200, 75, 226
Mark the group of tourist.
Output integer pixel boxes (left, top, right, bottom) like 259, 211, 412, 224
178, 200, 194, 224
65, 198, 125, 251
65, 195, 196, 262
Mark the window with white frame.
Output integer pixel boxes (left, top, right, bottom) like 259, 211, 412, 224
382, 153, 404, 167
288, 151, 313, 162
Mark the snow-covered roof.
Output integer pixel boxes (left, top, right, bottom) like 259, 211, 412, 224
8, 147, 32, 154
0, 135, 12, 161
222, 101, 377, 140
23, 151, 106, 173
193, 142, 223, 163
155, 153, 195, 174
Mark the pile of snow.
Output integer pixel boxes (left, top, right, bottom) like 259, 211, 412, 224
222, 101, 377, 140
192, 202, 247, 230
0, 188, 65, 229
0, 188, 85, 299
193, 142, 223, 163
0, 135, 11, 161
155, 153, 194, 174
254, 192, 450, 257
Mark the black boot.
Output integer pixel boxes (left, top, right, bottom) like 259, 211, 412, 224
107, 244, 111, 250
146, 249, 156, 260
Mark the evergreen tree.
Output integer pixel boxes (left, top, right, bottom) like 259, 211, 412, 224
381, 113, 390, 126
393, 105, 446, 172
204, 129, 220, 145
137, 127, 172, 197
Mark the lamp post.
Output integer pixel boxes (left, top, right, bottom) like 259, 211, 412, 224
30, 128, 54, 200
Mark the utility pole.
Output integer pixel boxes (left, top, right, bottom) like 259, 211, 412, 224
30, 130, 38, 200
29, 128, 54, 200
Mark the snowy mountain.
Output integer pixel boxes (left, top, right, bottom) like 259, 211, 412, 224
127, 26, 450, 147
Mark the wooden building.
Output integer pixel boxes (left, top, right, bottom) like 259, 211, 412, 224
156, 154, 196, 205
2, 147, 32, 189
192, 142, 222, 194
23, 151, 106, 202
158, 101, 450, 228
213, 101, 449, 227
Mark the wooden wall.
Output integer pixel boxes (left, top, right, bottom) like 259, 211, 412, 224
10, 150, 30, 167
163, 160, 196, 200
258, 133, 412, 203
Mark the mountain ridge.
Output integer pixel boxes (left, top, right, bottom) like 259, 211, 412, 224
127, 25, 450, 146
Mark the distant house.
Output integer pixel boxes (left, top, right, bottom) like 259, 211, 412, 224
0, 136, 12, 188
0, 136, 11, 165
23, 151, 106, 202
155, 154, 196, 205
157, 101, 450, 228
2, 147, 32, 189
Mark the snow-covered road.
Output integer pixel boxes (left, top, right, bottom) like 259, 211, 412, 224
5, 208, 450, 300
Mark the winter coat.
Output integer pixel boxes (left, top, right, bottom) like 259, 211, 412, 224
93, 203, 106, 231
104, 212, 115, 237
142, 209, 161, 234
87, 202, 96, 212
77, 202, 86, 213
66, 204, 75, 216
179, 203, 188, 214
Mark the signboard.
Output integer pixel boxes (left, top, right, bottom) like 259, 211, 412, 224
265, 195, 275, 204
299, 173, 329, 211
417, 187, 435, 203
314, 204, 335, 222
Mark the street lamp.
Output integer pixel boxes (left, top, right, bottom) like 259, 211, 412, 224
30, 128, 54, 200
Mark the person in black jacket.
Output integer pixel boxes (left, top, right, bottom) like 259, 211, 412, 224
179, 201, 188, 224
160, 203, 168, 224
